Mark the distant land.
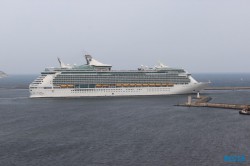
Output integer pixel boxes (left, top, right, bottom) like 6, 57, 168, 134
0, 71, 7, 78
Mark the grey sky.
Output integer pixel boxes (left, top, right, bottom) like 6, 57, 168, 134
0, 0, 250, 74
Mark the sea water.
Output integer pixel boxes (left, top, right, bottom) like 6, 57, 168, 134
0, 74, 250, 166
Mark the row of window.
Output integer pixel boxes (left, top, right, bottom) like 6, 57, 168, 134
68, 88, 171, 93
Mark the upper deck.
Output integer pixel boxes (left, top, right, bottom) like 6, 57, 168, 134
44, 54, 187, 75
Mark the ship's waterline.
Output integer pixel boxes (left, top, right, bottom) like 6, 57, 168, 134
29, 55, 209, 98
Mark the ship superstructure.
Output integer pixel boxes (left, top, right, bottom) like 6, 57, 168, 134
29, 55, 209, 97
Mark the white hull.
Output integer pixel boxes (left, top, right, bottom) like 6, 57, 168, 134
30, 83, 209, 98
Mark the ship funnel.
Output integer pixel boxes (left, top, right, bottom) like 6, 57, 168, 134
85, 55, 92, 65
84, 54, 111, 67
57, 57, 72, 68
57, 57, 64, 67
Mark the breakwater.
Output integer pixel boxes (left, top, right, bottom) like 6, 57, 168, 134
205, 87, 250, 90
176, 95, 250, 111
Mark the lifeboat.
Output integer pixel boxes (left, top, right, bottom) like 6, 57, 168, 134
96, 84, 102, 88
142, 84, 148, 87
161, 84, 167, 87
129, 84, 135, 87
149, 84, 155, 87
60, 84, 67, 88
155, 84, 161, 87
168, 84, 174, 87
67, 84, 74, 88
135, 84, 142, 87
102, 84, 109, 87
123, 84, 129, 87
116, 84, 122, 87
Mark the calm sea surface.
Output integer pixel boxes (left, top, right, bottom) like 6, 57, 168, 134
0, 74, 250, 166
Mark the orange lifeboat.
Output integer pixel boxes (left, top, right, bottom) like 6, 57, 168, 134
67, 84, 74, 88
102, 84, 109, 87
167, 83, 174, 87
60, 84, 67, 88
96, 84, 102, 88
116, 84, 122, 87
149, 84, 155, 87
155, 84, 161, 87
161, 84, 167, 87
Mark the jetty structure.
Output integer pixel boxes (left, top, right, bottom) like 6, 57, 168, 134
176, 93, 250, 115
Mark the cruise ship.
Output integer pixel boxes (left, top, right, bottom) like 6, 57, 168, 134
29, 55, 209, 98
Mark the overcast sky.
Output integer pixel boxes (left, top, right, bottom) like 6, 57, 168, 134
0, 0, 250, 74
